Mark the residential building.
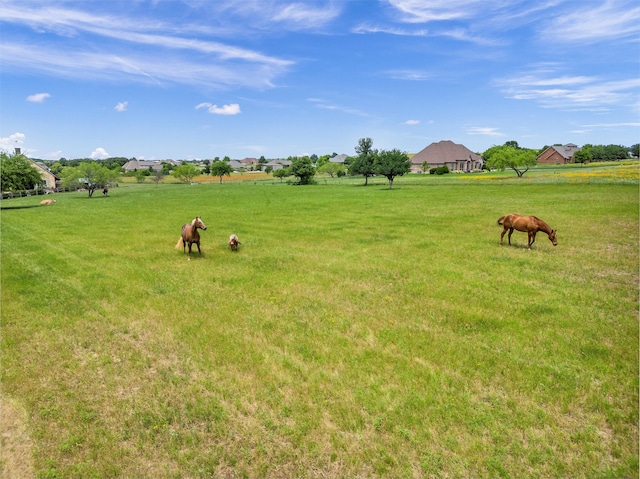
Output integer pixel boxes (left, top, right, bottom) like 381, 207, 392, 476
410, 140, 484, 173
537, 144, 580, 164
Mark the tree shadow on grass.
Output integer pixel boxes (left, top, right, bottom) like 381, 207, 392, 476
0, 204, 41, 210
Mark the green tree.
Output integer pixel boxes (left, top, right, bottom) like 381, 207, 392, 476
0, 153, 44, 191
374, 149, 411, 189
317, 162, 345, 178
272, 167, 290, 182
210, 160, 234, 184
349, 137, 376, 185
631, 144, 639, 158
290, 156, 316, 185
573, 148, 592, 164
172, 164, 200, 183
484, 144, 537, 177
61, 162, 119, 197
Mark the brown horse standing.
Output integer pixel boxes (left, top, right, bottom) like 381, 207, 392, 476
497, 214, 557, 249
175, 217, 207, 260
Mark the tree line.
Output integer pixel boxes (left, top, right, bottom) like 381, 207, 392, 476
2, 140, 637, 195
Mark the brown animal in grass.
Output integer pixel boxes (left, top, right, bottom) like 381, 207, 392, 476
40, 199, 56, 206
497, 214, 557, 249
175, 217, 207, 260
228, 234, 241, 251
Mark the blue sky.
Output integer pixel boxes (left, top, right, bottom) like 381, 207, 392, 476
1, 0, 638, 161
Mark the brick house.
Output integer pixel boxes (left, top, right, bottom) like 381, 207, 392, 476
537, 144, 580, 164
410, 140, 484, 173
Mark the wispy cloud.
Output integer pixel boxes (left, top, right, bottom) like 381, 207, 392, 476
388, 0, 483, 22
384, 69, 432, 81
496, 66, 640, 110
196, 103, 242, 115
0, 2, 293, 89
581, 122, 640, 128
115, 101, 128, 112
467, 127, 505, 137
540, 0, 640, 43
307, 98, 369, 117
27, 92, 50, 103
405, 119, 420, 125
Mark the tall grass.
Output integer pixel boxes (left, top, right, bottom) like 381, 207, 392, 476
1, 169, 638, 478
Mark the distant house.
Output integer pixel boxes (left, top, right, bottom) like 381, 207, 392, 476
537, 144, 580, 164
29, 159, 60, 190
240, 158, 259, 170
410, 140, 484, 173
227, 160, 244, 170
262, 159, 292, 171
122, 160, 165, 172
329, 154, 349, 164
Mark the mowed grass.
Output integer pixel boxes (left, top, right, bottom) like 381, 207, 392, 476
1, 170, 638, 478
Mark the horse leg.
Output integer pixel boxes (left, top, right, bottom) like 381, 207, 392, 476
507, 228, 514, 245
196, 241, 202, 256
187, 242, 192, 261
528, 232, 537, 249
500, 227, 508, 245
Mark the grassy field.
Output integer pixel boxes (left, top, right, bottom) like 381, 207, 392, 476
1, 164, 638, 478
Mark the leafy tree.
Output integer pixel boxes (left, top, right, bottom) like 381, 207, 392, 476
0, 153, 44, 191
317, 162, 345, 178
272, 167, 290, 182
631, 144, 639, 158
210, 160, 234, 183
349, 137, 376, 185
484, 143, 537, 177
290, 156, 316, 185
374, 149, 411, 189
161, 161, 174, 175
61, 162, 119, 197
573, 147, 592, 164
172, 164, 200, 183
151, 169, 164, 187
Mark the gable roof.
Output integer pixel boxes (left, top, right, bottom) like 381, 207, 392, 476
410, 140, 483, 166
543, 144, 580, 160
329, 154, 348, 163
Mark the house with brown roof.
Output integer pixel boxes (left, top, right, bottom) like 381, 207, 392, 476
410, 140, 484, 173
537, 144, 580, 164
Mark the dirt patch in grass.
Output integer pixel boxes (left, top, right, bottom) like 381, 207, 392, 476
1, 396, 35, 479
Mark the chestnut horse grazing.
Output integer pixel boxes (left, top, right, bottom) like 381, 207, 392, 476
175, 217, 207, 260
497, 214, 557, 249
228, 234, 241, 251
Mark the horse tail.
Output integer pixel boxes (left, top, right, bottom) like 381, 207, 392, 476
497, 215, 506, 226
175, 237, 184, 249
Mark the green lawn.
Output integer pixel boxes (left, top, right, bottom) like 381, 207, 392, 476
2, 167, 638, 478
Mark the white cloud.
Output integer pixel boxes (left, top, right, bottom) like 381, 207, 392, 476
467, 127, 505, 137
540, 0, 640, 43
405, 119, 420, 125
115, 101, 128, 112
0, 3, 293, 90
496, 68, 640, 110
90, 147, 110, 159
307, 98, 369, 117
0, 132, 26, 152
26, 92, 50, 103
195, 102, 241, 115
388, 0, 482, 22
